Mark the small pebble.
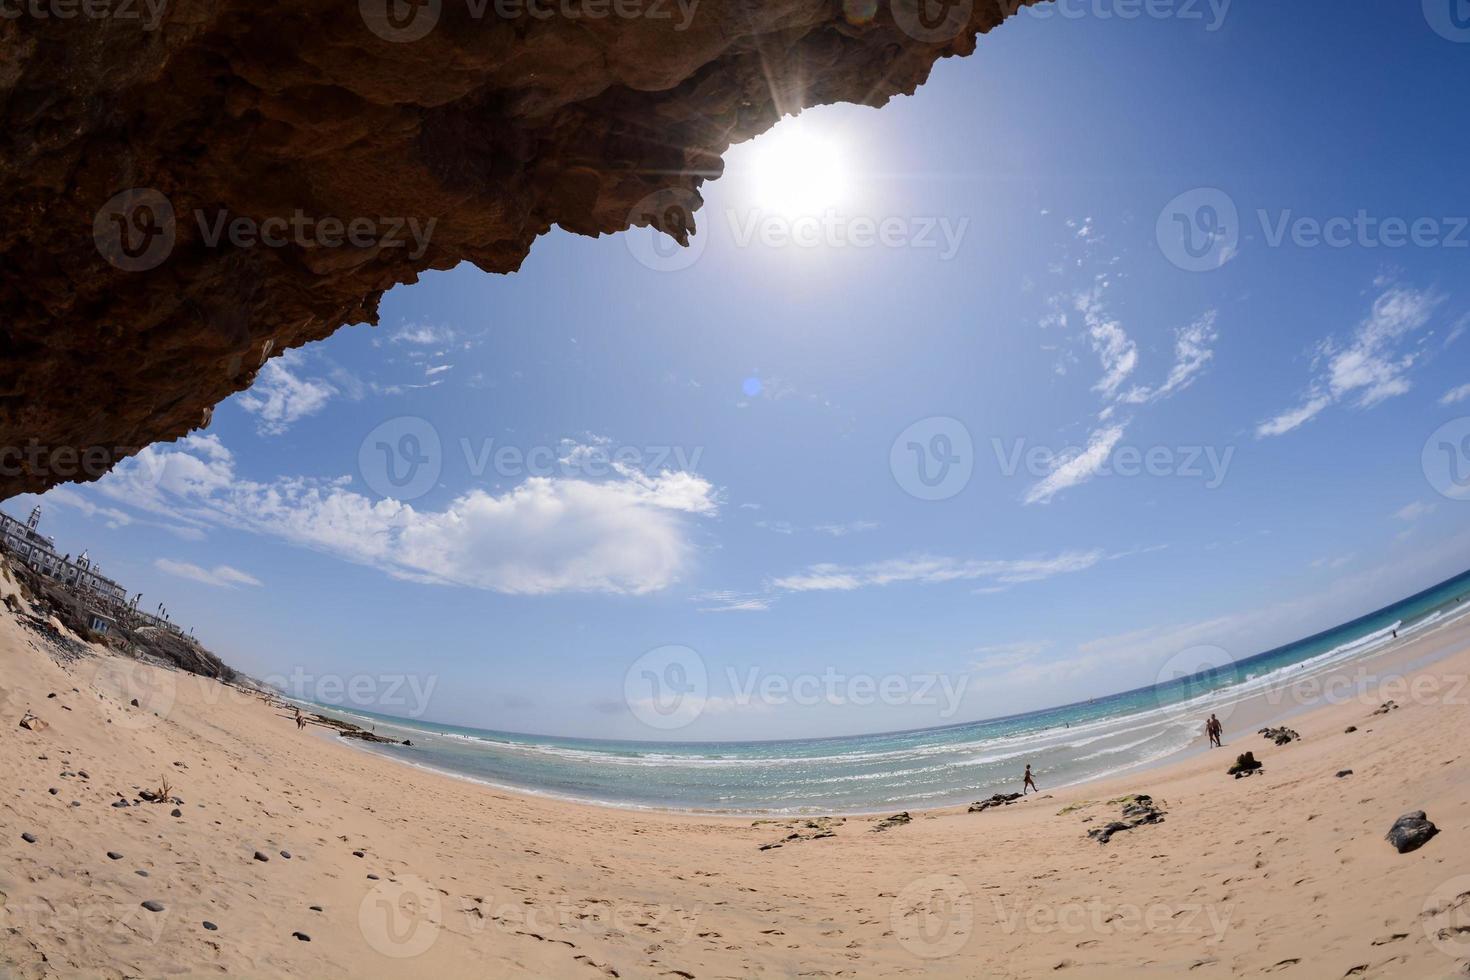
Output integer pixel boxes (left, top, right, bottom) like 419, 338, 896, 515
107, 851, 124, 860
21, 833, 37, 844
141, 901, 164, 913
112, 801, 130, 808
309, 905, 323, 912
135, 869, 149, 877
48, 788, 58, 795
367, 873, 379, 880
202, 921, 218, 931
171, 809, 182, 817
292, 931, 311, 942
352, 850, 364, 858
70, 801, 80, 807
279, 850, 291, 859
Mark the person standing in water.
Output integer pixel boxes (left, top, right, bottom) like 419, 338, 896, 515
1022, 764, 1038, 794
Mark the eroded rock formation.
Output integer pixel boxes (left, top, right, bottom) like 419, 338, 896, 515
0, 0, 1040, 498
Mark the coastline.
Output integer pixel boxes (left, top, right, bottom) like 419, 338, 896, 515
310, 596, 1470, 819
7, 575, 1470, 976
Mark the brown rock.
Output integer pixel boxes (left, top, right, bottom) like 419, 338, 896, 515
0, 0, 1041, 498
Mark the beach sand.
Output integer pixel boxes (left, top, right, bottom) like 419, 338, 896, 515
4, 584, 1470, 979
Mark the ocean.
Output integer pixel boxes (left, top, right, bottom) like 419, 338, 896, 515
307, 569, 1470, 815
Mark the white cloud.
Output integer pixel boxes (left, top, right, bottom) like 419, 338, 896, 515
695, 591, 772, 613
390, 324, 456, 345
1394, 501, 1436, 523
93, 436, 718, 596
1077, 288, 1138, 398
1023, 425, 1126, 506
812, 520, 880, 537
154, 559, 263, 589
968, 642, 1048, 673
236, 351, 338, 435
1441, 383, 1470, 406
1119, 311, 1218, 405
769, 550, 1103, 593
1257, 284, 1443, 438
1255, 394, 1332, 438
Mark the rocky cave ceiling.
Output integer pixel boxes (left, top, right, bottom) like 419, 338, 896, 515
0, 0, 1040, 498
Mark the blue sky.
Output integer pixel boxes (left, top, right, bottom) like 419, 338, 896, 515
15, 0, 1470, 739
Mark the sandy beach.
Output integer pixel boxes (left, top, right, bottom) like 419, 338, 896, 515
4, 575, 1470, 979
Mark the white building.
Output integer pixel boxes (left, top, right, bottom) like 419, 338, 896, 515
0, 506, 158, 620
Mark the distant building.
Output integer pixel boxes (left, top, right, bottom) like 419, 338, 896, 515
0, 506, 178, 633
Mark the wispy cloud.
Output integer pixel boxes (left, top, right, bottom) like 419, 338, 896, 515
154, 558, 263, 589
1394, 500, 1436, 522
1023, 425, 1126, 506
694, 590, 772, 613
1027, 222, 1218, 505
1257, 283, 1444, 438
769, 551, 1103, 593
1441, 383, 1470, 406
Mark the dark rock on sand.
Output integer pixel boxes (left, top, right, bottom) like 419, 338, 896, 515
367, 874, 380, 880
1229, 752, 1264, 778
111, 800, 130, 808
135, 870, 149, 877
969, 793, 1023, 813
1344, 726, 1358, 733
253, 850, 270, 862
21, 832, 37, 843
292, 931, 311, 942
141, 901, 164, 912
130, 699, 139, 707
107, 851, 123, 860
1258, 727, 1299, 746
873, 812, 912, 833
1087, 795, 1167, 844
1336, 770, 1353, 778
1385, 811, 1438, 854
309, 905, 324, 912
1088, 821, 1133, 845
352, 850, 365, 857
1372, 700, 1399, 716
280, 850, 291, 859
48, 787, 58, 795
203, 921, 218, 931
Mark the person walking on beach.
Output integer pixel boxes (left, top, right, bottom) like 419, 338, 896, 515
1022, 764, 1038, 795
1205, 713, 1222, 748
294, 707, 305, 732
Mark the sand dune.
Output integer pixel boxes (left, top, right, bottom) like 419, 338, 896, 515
4, 589, 1470, 978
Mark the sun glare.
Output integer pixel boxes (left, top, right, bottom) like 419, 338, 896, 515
744, 118, 854, 217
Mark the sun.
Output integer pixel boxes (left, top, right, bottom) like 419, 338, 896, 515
742, 116, 854, 217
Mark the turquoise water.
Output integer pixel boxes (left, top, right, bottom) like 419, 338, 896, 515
311, 569, 1470, 814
